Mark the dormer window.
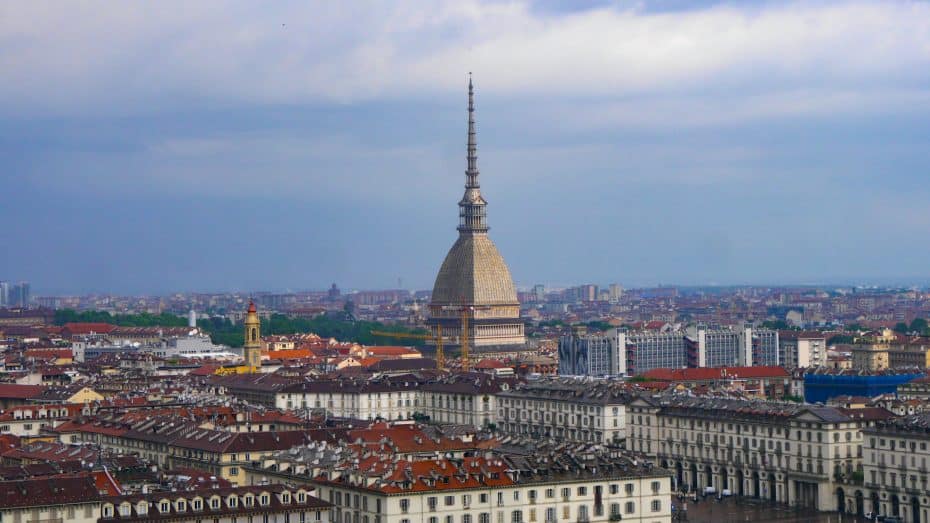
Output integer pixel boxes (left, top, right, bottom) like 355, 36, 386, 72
176, 500, 186, 512
137, 502, 147, 515
297, 491, 306, 503
228, 496, 238, 508
211, 497, 221, 509
160, 501, 170, 513
260, 493, 270, 506
102, 504, 114, 518
282, 492, 291, 504
244, 495, 254, 507
119, 503, 131, 516
192, 499, 202, 511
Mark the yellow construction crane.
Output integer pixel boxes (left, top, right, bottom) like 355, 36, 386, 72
370, 326, 445, 370
371, 307, 474, 371
460, 306, 471, 372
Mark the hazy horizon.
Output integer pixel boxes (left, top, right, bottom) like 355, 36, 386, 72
4, 1, 930, 295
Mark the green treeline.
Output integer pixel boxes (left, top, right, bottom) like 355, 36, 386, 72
53, 309, 426, 348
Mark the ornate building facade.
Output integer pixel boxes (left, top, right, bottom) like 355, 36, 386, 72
428, 77, 525, 356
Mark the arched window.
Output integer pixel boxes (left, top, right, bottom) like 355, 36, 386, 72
251, 328, 257, 342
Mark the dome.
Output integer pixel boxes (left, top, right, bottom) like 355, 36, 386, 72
431, 233, 518, 306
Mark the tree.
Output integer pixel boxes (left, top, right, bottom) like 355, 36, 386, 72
343, 300, 356, 320
894, 322, 909, 334
910, 318, 928, 334
762, 320, 791, 330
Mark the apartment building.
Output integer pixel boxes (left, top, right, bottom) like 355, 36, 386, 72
257, 437, 673, 523
627, 394, 877, 511
275, 378, 424, 421
419, 373, 517, 427
0, 475, 106, 523
779, 332, 827, 369
496, 378, 629, 444
858, 412, 930, 522
100, 484, 332, 523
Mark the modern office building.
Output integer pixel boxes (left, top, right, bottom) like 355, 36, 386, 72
558, 326, 625, 377
559, 325, 779, 377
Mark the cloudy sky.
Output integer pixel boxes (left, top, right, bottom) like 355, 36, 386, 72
2, 0, 930, 295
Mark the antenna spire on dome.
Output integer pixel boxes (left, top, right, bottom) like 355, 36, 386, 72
466, 72, 478, 189
458, 74, 488, 233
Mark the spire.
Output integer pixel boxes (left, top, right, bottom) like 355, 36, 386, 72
466, 72, 478, 189
458, 73, 488, 234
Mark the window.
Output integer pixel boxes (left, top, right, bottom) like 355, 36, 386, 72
192, 499, 202, 511
211, 498, 220, 509
446, 516, 454, 523
479, 513, 490, 523
651, 500, 661, 512
624, 502, 635, 514
463, 515, 472, 523
497, 492, 504, 506
577, 487, 586, 496
428, 497, 437, 511
545, 508, 556, 523
445, 496, 455, 506
651, 481, 660, 494
545, 489, 554, 499
609, 484, 618, 495
462, 495, 471, 507
561, 488, 570, 499
512, 510, 523, 523
624, 484, 634, 495
513, 491, 520, 501
610, 504, 619, 516
480, 494, 489, 504
400, 499, 410, 513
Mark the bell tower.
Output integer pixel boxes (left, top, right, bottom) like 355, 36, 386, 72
243, 300, 261, 371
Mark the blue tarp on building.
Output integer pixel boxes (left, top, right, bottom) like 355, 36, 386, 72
804, 372, 924, 403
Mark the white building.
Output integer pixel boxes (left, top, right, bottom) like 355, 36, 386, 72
627, 394, 888, 512
258, 438, 672, 523
496, 378, 629, 445
857, 412, 930, 522
779, 332, 828, 369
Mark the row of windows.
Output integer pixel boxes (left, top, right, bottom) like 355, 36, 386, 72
396, 502, 663, 523
398, 482, 662, 512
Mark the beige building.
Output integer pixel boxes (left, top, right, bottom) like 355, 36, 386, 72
857, 412, 930, 522
496, 378, 628, 445
627, 395, 879, 511
100, 485, 331, 523
257, 439, 672, 523
0, 476, 103, 523
779, 331, 828, 369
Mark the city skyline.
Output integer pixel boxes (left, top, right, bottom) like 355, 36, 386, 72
4, 1, 930, 294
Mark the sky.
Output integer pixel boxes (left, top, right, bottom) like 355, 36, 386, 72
2, 0, 930, 295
